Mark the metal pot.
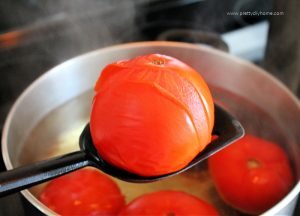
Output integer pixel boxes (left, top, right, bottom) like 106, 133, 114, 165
1, 41, 299, 215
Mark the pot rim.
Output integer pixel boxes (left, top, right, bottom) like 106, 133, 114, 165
2, 41, 299, 216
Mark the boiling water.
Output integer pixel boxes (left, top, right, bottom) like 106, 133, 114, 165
21, 87, 292, 216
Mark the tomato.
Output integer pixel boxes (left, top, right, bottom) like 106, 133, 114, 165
39, 168, 125, 216
208, 134, 294, 214
90, 54, 214, 176
118, 190, 219, 216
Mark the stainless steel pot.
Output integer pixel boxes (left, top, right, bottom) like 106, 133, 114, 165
1, 41, 299, 215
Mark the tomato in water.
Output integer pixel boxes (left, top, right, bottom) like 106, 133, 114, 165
39, 168, 125, 216
90, 54, 214, 177
208, 134, 294, 214
118, 190, 219, 216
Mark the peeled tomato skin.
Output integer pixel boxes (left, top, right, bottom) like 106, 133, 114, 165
90, 54, 215, 176
90, 82, 200, 176
95, 55, 212, 146
95, 54, 214, 134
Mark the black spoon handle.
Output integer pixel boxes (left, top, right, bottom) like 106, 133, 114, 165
0, 151, 90, 197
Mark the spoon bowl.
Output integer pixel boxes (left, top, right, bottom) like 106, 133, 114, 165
0, 104, 244, 196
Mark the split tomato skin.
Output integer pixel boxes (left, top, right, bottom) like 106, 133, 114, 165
39, 168, 125, 216
208, 135, 294, 215
118, 190, 219, 216
90, 54, 214, 177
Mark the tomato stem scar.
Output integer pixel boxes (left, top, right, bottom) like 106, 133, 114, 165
152, 59, 165, 65
247, 159, 261, 169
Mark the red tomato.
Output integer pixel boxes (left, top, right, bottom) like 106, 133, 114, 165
119, 190, 219, 216
90, 54, 214, 176
39, 168, 125, 216
208, 134, 294, 214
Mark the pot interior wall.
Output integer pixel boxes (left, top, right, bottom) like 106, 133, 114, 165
2, 42, 299, 215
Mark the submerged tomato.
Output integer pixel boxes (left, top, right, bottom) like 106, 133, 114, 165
90, 54, 214, 176
119, 190, 219, 216
39, 168, 125, 216
208, 135, 294, 214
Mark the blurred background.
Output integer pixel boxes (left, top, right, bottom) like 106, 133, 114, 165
0, 0, 299, 215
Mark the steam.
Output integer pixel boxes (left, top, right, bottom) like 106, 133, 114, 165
0, 1, 146, 63
0, 1, 148, 130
